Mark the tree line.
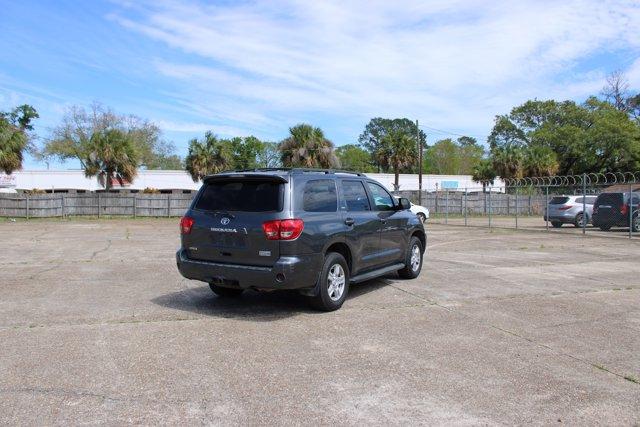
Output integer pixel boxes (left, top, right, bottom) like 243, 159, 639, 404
1, 71, 638, 190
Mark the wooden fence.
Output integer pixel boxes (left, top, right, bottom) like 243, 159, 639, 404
0, 191, 551, 218
0, 194, 196, 218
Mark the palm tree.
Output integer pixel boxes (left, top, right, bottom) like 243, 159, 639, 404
0, 105, 38, 174
279, 124, 339, 168
84, 129, 139, 190
0, 119, 26, 174
524, 145, 559, 176
185, 131, 232, 182
472, 159, 497, 193
491, 145, 525, 179
375, 130, 417, 191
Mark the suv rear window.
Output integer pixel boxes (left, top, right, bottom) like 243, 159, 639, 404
195, 180, 283, 212
550, 197, 569, 205
303, 180, 337, 212
595, 193, 623, 206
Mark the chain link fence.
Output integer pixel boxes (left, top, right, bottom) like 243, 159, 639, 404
418, 173, 640, 240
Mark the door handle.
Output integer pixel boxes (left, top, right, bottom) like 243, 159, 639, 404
344, 218, 355, 226
380, 219, 387, 224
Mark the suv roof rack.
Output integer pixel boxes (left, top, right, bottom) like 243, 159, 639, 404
230, 168, 366, 176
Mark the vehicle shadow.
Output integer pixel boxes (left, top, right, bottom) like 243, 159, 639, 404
151, 277, 393, 322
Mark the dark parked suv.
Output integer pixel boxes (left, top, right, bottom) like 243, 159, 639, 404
176, 168, 426, 311
592, 192, 640, 231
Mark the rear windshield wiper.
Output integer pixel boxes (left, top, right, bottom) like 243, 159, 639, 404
212, 210, 236, 219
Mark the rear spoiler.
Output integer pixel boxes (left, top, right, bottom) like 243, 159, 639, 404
203, 173, 288, 184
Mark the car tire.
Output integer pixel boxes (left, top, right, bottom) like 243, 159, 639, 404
417, 213, 426, 224
632, 214, 640, 232
398, 236, 423, 279
308, 252, 350, 312
209, 283, 244, 297
574, 213, 586, 228
551, 221, 562, 228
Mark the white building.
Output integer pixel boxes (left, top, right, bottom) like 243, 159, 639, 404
0, 170, 503, 193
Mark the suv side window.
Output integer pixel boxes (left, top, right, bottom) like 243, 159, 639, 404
574, 197, 584, 204
366, 182, 395, 211
341, 180, 371, 212
586, 196, 597, 204
303, 179, 337, 212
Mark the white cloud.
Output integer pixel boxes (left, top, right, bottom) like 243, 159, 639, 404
627, 57, 640, 89
155, 119, 250, 137
112, 0, 640, 141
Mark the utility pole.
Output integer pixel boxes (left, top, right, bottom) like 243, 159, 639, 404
416, 119, 423, 205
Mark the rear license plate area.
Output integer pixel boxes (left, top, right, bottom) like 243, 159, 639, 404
209, 232, 247, 248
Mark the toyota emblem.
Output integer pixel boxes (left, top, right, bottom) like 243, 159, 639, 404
220, 217, 231, 225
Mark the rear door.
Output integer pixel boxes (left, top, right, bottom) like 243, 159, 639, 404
183, 176, 285, 267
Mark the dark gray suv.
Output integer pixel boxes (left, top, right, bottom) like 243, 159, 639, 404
176, 168, 426, 311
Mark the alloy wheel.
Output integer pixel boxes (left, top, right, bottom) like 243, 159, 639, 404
327, 264, 346, 301
410, 244, 421, 271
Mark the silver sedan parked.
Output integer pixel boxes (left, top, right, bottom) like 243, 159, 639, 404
544, 195, 596, 228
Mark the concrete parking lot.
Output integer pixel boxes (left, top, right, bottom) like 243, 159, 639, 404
1, 218, 638, 425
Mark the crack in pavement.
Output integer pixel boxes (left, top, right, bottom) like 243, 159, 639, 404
388, 282, 640, 387
89, 239, 112, 261
28, 264, 63, 280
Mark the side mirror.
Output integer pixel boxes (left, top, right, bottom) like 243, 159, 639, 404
398, 197, 411, 210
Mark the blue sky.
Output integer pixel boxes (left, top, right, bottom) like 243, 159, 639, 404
1, 0, 640, 169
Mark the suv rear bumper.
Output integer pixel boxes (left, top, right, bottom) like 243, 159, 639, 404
176, 249, 322, 290
544, 213, 581, 223
544, 214, 574, 223
592, 215, 629, 228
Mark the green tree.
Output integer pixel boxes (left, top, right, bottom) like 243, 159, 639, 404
335, 144, 374, 172
488, 97, 640, 175
44, 104, 180, 173
425, 139, 459, 174
257, 141, 281, 168
185, 132, 232, 181
491, 145, 526, 179
358, 118, 425, 172
227, 136, 265, 170
375, 129, 417, 190
629, 94, 640, 123
279, 124, 339, 168
0, 104, 39, 174
471, 159, 496, 193
457, 136, 484, 174
424, 136, 483, 175
523, 145, 559, 176
84, 129, 139, 190
144, 139, 183, 169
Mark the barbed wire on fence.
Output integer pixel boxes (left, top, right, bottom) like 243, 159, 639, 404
480, 172, 640, 188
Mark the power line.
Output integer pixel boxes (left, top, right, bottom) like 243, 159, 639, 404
418, 123, 491, 143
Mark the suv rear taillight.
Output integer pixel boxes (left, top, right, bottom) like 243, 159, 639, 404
621, 204, 628, 215
262, 219, 304, 240
558, 205, 573, 211
180, 216, 194, 234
